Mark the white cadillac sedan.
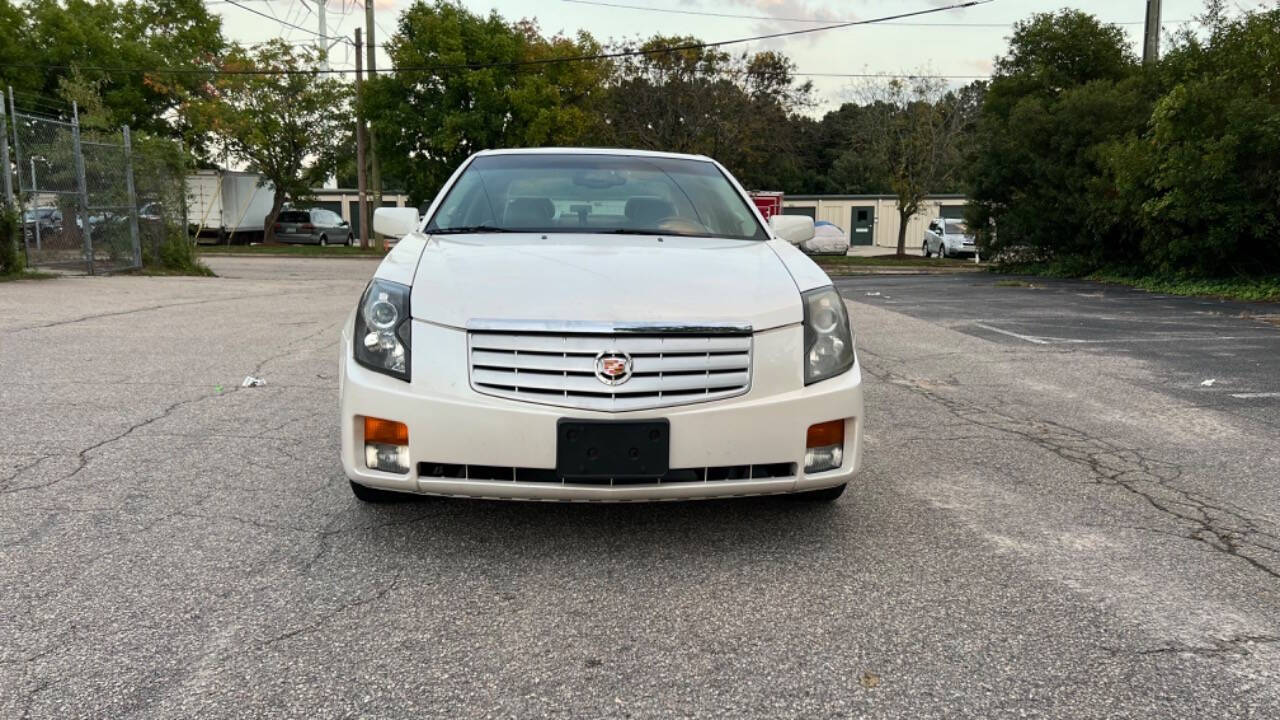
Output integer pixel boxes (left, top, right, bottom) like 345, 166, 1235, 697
340, 149, 864, 503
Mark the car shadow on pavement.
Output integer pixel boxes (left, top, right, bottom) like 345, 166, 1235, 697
340, 490, 858, 566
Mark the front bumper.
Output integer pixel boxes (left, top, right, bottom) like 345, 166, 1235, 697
339, 318, 864, 501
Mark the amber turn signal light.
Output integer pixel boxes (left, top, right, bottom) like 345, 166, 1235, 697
806, 419, 845, 449
364, 416, 408, 445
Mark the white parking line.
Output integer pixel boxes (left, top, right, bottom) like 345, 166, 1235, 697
972, 322, 1271, 346
1230, 392, 1280, 399
972, 323, 1051, 344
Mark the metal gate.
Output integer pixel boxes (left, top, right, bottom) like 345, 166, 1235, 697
5, 91, 141, 274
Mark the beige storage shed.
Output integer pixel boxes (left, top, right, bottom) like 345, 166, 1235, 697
781, 194, 969, 250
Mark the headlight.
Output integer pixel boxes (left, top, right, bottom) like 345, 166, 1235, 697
354, 278, 412, 382
802, 286, 855, 385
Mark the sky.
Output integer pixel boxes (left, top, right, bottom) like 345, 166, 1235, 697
211, 0, 1276, 114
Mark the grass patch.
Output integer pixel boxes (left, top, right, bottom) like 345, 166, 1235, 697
198, 243, 387, 257
0, 270, 59, 282
131, 265, 217, 278
1090, 273, 1280, 302
816, 254, 984, 269
996, 261, 1280, 303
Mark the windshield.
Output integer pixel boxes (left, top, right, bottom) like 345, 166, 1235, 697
944, 220, 970, 236
426, 153, 768, 240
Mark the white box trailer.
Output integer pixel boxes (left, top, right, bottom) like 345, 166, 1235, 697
187, 170, 276, 243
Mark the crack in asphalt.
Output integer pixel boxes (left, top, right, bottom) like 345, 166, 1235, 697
259, 568, 406, 647
18, 677, 56, 720
0, 454, 62, 486
1, 291, 316, 335
1, 321, 340, 498
857, 347, 1280, 582
1109, 635, 1280, 658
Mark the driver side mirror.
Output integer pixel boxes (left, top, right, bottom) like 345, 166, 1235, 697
769, 214, 815, 245
373, 207, 420, 237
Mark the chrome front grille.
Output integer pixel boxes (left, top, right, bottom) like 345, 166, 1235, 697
468, 329, 753, 411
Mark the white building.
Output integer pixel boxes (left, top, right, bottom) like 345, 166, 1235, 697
782, 194, 968, 250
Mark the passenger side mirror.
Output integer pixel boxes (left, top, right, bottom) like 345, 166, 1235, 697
373, 207, 420, 237
769, 214, 815, 245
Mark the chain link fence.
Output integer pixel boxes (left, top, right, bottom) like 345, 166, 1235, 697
3, 92, 187, 275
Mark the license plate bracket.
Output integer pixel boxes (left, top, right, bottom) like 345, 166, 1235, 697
556, 419, 669, 479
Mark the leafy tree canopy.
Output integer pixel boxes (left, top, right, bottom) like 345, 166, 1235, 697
963, 10, 1148, 264
187, 41, 351, 239
1, 0, 225, 138
364, 0, 611, 205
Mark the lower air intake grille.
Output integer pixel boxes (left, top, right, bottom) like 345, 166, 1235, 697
417, 462, 795, 486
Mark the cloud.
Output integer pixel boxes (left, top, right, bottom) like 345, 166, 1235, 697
719, 0, 854, 51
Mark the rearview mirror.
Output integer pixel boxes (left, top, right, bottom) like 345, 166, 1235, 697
373, 207, 420, 237
769, 214, 815, 245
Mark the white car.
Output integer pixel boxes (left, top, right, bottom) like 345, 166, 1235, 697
340, 148, 864, 503
923, 218, 977, 258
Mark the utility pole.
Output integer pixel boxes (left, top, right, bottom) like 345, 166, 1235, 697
365, 0, 383, 216
1143, 0, 1162, 65
0, 89, 12, 209
354, 28, 370, 250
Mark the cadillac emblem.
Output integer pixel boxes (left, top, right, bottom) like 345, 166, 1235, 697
594, 351, 633, 386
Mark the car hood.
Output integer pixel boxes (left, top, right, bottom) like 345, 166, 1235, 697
408, 234, 804, 331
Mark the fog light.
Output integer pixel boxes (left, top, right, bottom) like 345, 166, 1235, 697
363, 416, 409, 473
365, 442, 410, 474
804, 445, 843, 473
805, 419, 845, 473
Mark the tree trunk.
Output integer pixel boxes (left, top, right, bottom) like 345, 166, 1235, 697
264, 190, 285, 243
896, 206, 911, 256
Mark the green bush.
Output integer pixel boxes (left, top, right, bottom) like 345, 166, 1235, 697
143, 224, 212, 276
0, 206, 23, 276
968, 7, 1280, 280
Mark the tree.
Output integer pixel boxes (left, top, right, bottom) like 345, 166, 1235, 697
841, 76, 968, 256
1108, 7, 1280, 275
2, 0, 225, 139
188, 42, 350, 241
363, 1, 610, 205
964, 10, 1147, 264
599, 39, 813, 190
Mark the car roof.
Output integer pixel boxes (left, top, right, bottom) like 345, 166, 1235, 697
473, 147, 715, 163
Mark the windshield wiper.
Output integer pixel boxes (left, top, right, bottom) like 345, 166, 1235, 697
430, 225, 512, 234
601, 228, 699, 237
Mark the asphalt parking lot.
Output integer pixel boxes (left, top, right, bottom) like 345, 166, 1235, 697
3, 258, 1279, 718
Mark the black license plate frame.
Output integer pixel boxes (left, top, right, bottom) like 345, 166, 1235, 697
556, 419, 670, 480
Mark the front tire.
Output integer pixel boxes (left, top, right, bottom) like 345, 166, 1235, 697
346, 233, 354, 246
938, 243, 948, 259
792, 483, 847, 502
349, 480, 409, 503
922, 241, 932, 258
319, 235, 328, 247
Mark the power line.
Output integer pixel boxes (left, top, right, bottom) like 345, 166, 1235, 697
561, 0, 1154, 27
795, 73, 989, 80
0, 0, 994, 76
222, 0, 343, 40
